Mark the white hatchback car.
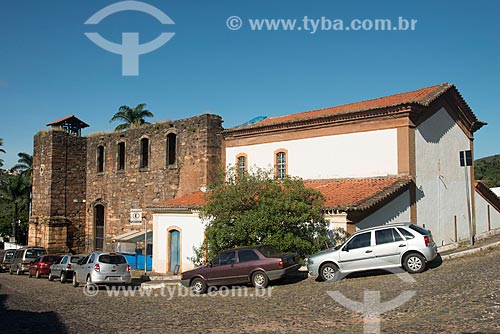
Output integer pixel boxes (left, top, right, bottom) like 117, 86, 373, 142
307, 223, 438, 281
72, 252, 132, 287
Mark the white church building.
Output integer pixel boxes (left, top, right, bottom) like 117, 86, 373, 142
150, 83, 500, 274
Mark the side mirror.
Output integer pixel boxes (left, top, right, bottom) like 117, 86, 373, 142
342, 246, 349, 252
207, 261, 213, 268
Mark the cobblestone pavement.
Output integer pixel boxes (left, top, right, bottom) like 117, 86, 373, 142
0, 248, 498, 334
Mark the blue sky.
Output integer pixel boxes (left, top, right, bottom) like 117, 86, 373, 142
0, 0, 499, 168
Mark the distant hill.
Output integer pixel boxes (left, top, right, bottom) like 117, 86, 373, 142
475, 154, 500, 188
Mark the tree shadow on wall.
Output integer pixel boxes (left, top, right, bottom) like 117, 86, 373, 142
0, 293, 67, 334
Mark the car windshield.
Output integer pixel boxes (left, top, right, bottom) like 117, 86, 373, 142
257, 245, 285, 258
99, 254, 127, 264
25, 249, 46, 258
43, 256, 60, 263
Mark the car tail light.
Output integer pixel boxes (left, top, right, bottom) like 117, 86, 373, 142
126, 264, 131, 272
94, 263, 100, 272
66, 264, 72, 269
424, 236, 430, 247
279, 260, 284, 268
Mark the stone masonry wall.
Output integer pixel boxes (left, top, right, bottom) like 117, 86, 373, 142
85, 114, 223, 251
29, 130, 87, 252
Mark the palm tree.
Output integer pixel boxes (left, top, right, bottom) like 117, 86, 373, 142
12, 152, 33, 218
12, 153, 33, 179
0, 138, 5, 168
0, 175, 30, 242
109, 103, 154, 131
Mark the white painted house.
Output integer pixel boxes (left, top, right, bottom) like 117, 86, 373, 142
150, 83, 500, 274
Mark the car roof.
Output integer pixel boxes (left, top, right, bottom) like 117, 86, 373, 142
217, 245, 274, 253
353, 223, 413, 234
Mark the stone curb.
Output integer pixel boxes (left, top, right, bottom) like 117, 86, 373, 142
141, 281, 181, 290
440, 240, 500, 261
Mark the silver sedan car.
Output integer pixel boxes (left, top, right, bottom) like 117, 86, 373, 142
72, 252, 132, 287
49, 255, 84, 283
307, 223, 438, 281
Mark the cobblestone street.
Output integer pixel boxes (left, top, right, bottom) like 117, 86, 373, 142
0, 248, 499, 334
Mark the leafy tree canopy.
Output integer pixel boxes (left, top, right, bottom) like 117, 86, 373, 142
200, 168, 329, 259
109, 103, 154, 131
475, 154, 500, 188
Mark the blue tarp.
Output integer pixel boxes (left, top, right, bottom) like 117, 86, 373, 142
121, 253, 152, 271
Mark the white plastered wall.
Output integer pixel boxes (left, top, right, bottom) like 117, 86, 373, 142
226, 129, 398, 179
415, 107, 472, 246
356, 190, 411, 230
152, 212, 205, 274
474, 191, 500, 235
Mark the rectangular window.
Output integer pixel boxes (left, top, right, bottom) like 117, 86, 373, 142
97, 146, 105, 173
118, 142, 125, 171
276, 152, 286, 179
140, 138, 149, 169
237, 155, 246, 176
166, 133, 176, 166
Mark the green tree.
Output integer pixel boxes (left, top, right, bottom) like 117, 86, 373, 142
109, 103, 154, 131
0, 137, 5, 167
474, 154, 500, 188
0, 174, 30, 243
12, 152, 33, 179
200, 168, 328, 259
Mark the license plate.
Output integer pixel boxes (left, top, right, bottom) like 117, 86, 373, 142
108, 277, 120, 281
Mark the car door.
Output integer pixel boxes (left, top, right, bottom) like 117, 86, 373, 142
233, 249, 261, 284
77, 255, 92, 282
372, 228, 407, 268
52, 256, 63, 274
83, 253, 96, 279
338, 231, 375, 273
205, 251, 238, 286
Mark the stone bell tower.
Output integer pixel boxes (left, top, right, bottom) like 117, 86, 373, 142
28, 116, 89, 253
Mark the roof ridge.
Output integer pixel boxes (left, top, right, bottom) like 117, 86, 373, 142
251, 83, 448, 127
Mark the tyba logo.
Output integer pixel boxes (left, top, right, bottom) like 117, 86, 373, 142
84, 1, 175, 76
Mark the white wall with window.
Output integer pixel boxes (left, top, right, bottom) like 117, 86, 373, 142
226, 128, 398, 179
415, 107, 472, 246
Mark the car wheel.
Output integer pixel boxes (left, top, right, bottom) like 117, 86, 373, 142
48, 271, 54, 281
251, 271, 269, 289
190, 277, 207, 294
35, 270, 41, 279
404, 253, 426, 274
72, 274, 79, 287
319, 263, 340, 282
9, 267, 13, 275
60, 272, 66, 284
16, 266, 22, 275
28, 270, 33, 278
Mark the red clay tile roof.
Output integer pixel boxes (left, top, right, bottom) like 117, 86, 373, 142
305, 177, 411, 211
159, 177, 411, 212
161, 191, 207, 208
255, 84, 450, 127
47, 115, 89, 128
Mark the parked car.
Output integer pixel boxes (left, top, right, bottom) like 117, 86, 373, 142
72, 252, 132, 287
181, 245, 301, 294
307, 223, 438, 282
0, 249, 16, 273
28, 255, 61, 279
49, 255, 84, 283
9, 247, 47, 275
